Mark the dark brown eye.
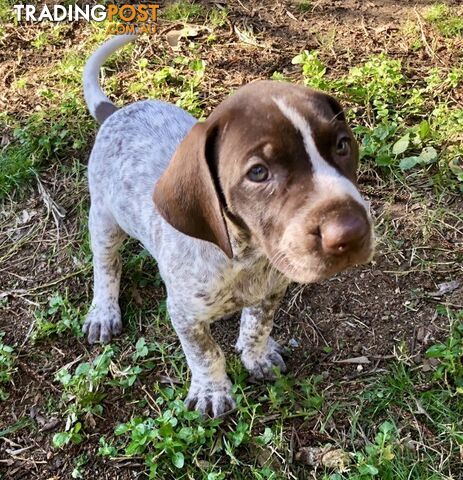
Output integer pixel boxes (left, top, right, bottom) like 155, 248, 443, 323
336, 137, 350, 156
247, 164, 269, 182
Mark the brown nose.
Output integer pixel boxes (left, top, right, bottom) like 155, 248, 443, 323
320, 213, 369, 256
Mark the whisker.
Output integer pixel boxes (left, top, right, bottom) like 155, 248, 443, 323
329, 110, 345, 125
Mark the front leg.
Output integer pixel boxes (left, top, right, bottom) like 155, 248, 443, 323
168, 301, 235, 417
83, 205, 127, 343
236, 291, 287, 380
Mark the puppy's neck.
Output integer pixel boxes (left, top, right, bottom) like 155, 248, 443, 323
224, 214, 265, 262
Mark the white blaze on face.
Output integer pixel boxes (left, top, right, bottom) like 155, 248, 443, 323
272, 97, 370, 213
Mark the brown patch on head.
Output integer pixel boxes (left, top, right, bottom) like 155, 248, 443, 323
218, 96, 314, 248
205, 81, 364, 258
154, 80, 373, 278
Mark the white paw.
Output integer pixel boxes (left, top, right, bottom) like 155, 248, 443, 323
184, 378, 235, 418
83, 301, 122, 344
239, 337, 286, 380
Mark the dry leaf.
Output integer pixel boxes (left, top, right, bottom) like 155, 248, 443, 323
166, 25, 200, 47
321, 449, 351, 472
296, 446, 351, 472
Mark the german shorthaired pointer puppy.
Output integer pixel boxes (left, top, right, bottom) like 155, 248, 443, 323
82, 35, 375, 417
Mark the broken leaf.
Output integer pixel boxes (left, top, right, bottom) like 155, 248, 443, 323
392, 133, 410, 155
400, 156, 420, 171
418, 146, 438, 164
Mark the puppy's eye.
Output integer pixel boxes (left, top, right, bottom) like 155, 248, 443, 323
336, 137, 350, 156
247, 164, 269, 182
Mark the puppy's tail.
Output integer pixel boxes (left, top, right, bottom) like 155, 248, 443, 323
83, 34, 138, 124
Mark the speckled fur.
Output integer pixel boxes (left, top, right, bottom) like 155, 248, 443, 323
83, 100, 292, 417
82, 35, 376, 419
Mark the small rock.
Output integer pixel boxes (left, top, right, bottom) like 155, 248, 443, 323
422, 357, 439, 372
416, 326, 428, 343
288, 338, 299, 348
41, 418, 60, 432
429, 280, 460, 297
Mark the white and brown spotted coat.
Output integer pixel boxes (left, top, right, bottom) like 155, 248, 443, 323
82, 36, 374, 417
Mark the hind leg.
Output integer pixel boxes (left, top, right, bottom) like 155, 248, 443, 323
83, 204, 127, 343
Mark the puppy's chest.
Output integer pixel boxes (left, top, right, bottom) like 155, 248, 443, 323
197, 257, 287, 318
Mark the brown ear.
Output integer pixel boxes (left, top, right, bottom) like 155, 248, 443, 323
153, 121, 233, 258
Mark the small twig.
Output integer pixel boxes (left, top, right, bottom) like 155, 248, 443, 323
0, 437, 22, 447
235, 0, 251, 12
361, 16, 369, 37
5, 445, 33, 456
6, 456, 47, 464
141, 385, 162, 415
36, 175, 66, 239
0, 266, 90, 299
414, 8, 441, 63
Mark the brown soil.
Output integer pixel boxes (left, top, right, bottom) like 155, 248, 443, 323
1, 0, 462, 478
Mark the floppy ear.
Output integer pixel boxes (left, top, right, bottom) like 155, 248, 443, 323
153, 121, 233, 258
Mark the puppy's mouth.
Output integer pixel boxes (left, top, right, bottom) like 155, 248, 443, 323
268, 236, 375, 284
264, 199, 376, 284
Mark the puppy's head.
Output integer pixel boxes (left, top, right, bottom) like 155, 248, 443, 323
154, 80, 374, 283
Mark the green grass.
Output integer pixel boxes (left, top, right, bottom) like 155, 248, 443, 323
37, 303, 463, 478
292, 49, 463, 191
33, 292, 84, 341
2, 3, 463, 477
27, 280, 461, 478
294, 0, 312, 13
3, 3, 460, 199
0, 20, 135, 199
162, 1, 205, 22
129, 54, 207, 117
0, 7, 218, 199
0, 41, 94, 199
328, 307, 463, 480
426, 305, 463, 391
0, 332, 16, 401
424, 3, 463, 37
53, 346, 115, 448
0, 99, 93, 199
0, 0, 15, 22
208, 6, 228, 28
